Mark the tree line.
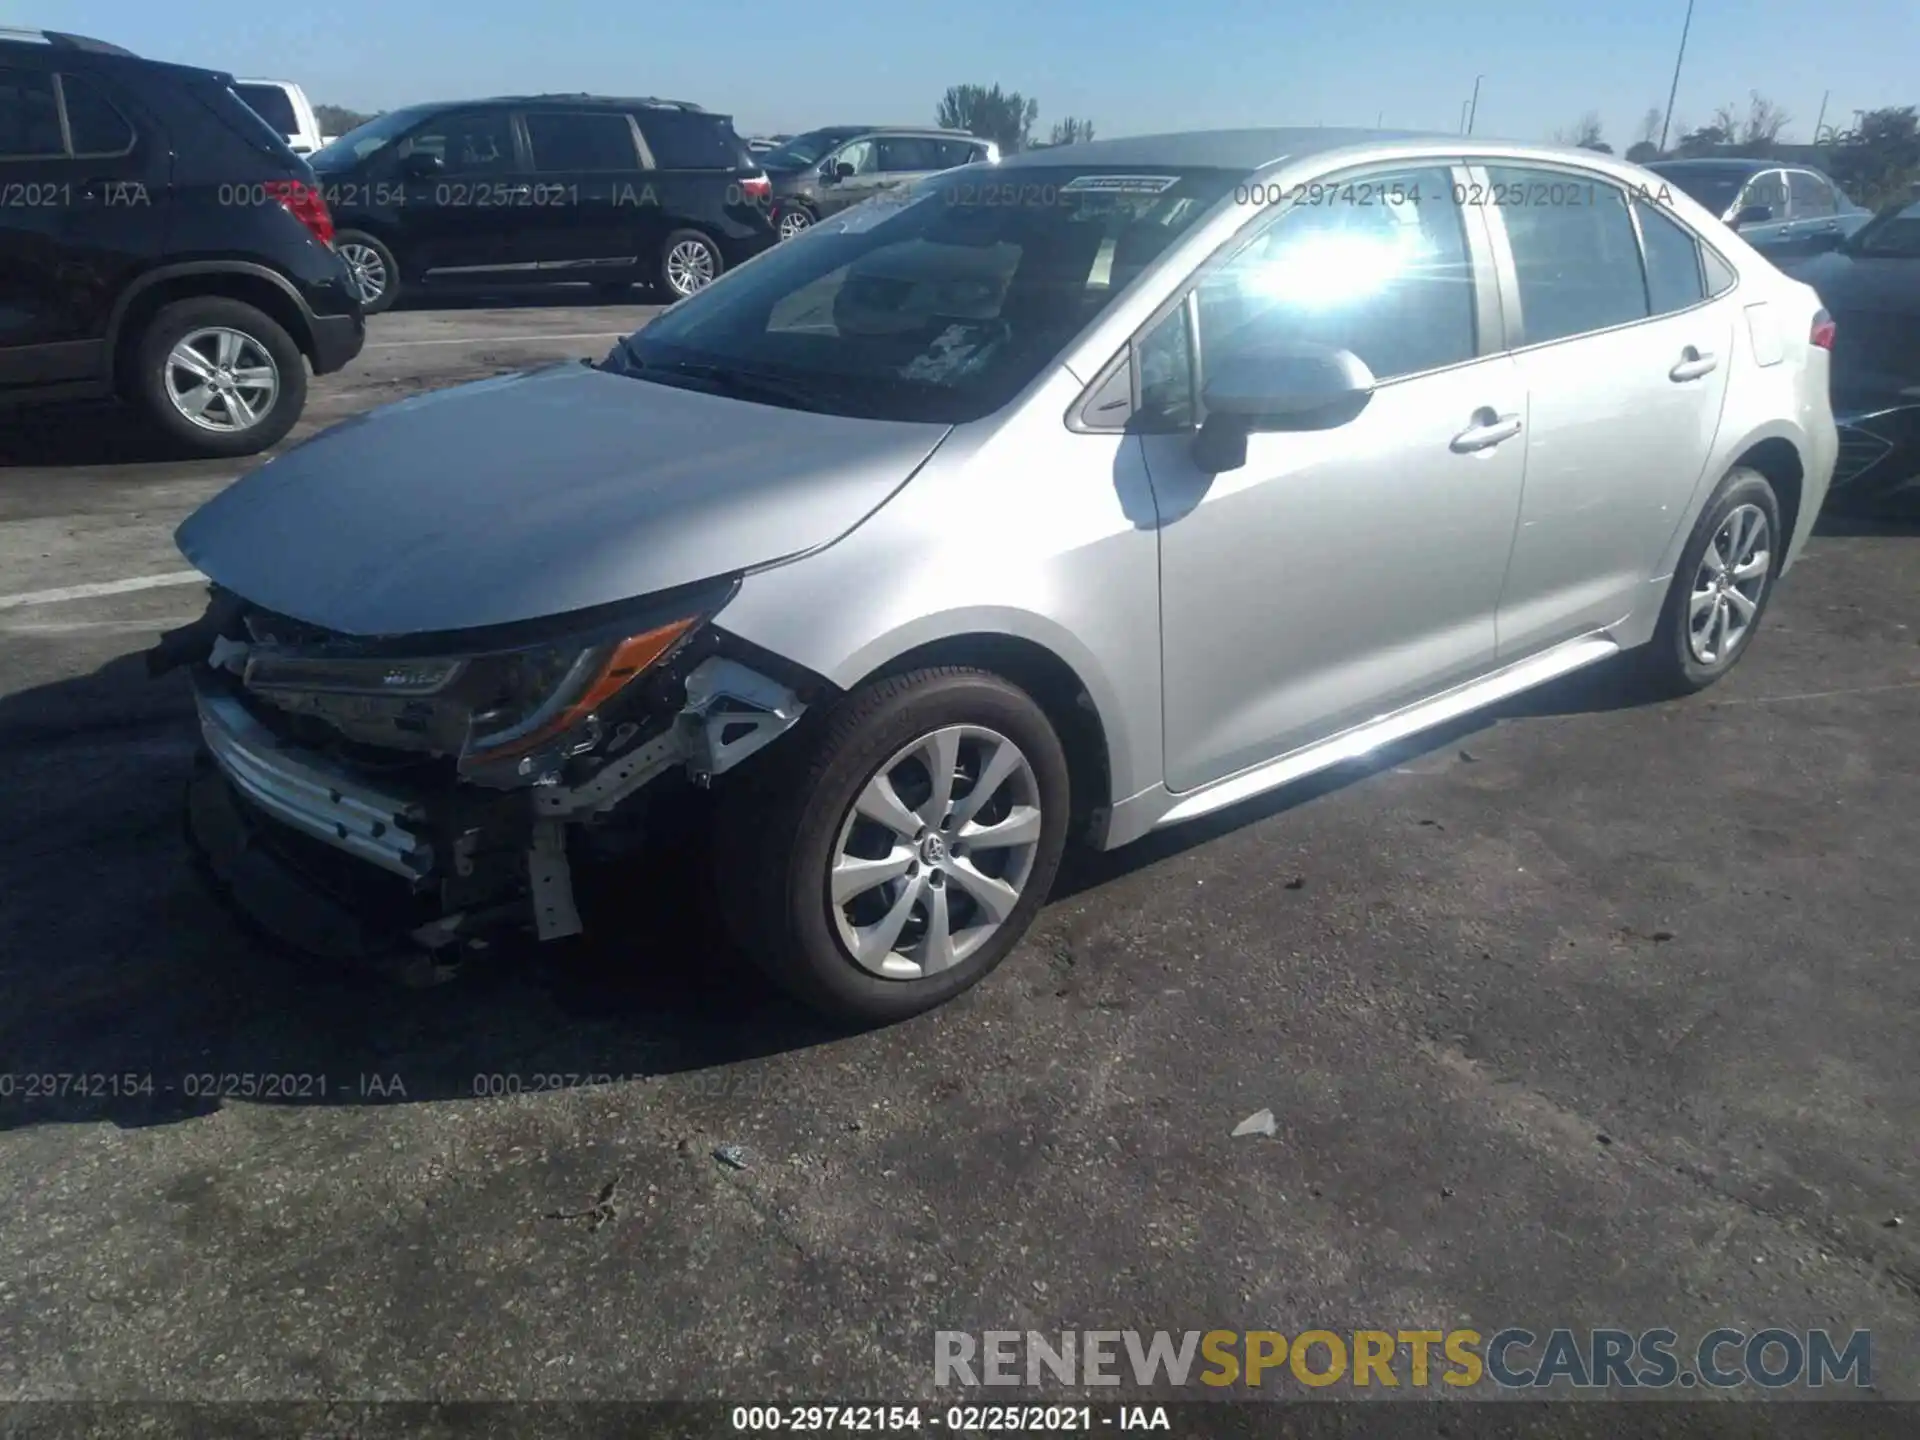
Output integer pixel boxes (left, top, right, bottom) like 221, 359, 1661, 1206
1557, 94, 1919, 209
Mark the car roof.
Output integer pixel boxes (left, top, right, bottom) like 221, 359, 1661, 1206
0, 28, 137, 54
995, 126, 1450, 173
426, 93, 719, 114
1645, 157, 1772, 174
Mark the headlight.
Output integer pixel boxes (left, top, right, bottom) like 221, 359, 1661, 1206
459, 617, 700, 773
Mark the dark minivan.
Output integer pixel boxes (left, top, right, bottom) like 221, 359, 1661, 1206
311, 95, 777, 311
0, 29, 364, 457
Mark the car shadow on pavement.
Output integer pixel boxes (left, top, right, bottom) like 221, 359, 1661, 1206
0, 399, 202, 469
0, 651, 842, 1134
393, 282, 667, 311
1814, 510, 1920, 537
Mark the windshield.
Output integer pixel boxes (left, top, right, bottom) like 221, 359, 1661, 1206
1848, 199, 1920, 258
1645, 165, 1749, 218
311, 107, 429, 167
603, 165, 1244, 424
760, 129, 854, 170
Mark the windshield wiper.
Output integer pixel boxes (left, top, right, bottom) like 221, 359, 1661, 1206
605, 347, 836, 412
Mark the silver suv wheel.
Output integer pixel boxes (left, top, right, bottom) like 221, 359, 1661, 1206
163, 327, 280, 434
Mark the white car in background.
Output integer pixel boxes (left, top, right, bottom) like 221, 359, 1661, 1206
232, 78, 329, 155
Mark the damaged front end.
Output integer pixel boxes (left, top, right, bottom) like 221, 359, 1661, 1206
150, 579, 825, 978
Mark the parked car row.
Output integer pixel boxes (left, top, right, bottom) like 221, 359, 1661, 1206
1645, 157, 1876, 260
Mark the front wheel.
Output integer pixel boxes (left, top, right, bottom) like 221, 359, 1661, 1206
1640, 466, 1783, 695
776, 204, 814, 241
715, 668, 1071, 1025
660, 229, 724, 298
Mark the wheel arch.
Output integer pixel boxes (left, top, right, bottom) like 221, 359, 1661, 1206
844, 630, 1116, 845
1654, 421, 1812, 581
107, 264, 318, 386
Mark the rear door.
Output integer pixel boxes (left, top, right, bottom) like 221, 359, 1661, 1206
515, 107, 646, 277
1483, 164, 1736, 656
873, 134, 947, 191
0, 62, 160, 389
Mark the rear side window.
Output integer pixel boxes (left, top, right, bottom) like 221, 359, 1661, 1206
234, 83, 299, 136
525, 111, 639, 171
1742, 170, 1787, 216
0, 67, 64, 158
1489, 167, 1649, 345
1787, 170, 1836, 218
1635, 198, 1704, 315
875, 136, 944, 172
60, 74, 135, 156
935, 139, 984, 168
1702, 247, 1737, 295
638, 110, 745, 169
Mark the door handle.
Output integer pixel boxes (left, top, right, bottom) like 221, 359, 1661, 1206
1670, 348, 1718, 382
1450, 412, 1522, 453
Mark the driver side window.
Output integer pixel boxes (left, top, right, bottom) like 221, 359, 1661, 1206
1193, 165, 1477, 390
833, 139, 876, 176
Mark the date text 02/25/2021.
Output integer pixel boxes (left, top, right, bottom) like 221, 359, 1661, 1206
1234, 179, 1675, 209
730, 1406, 1171, 1432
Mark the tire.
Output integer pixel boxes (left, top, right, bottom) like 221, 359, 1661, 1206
775, 203, 815, 241
659, 229, 724, 299
131, 297, 308, 459
335, 230, 400, 314
1640, 466, 1784, 696
715, 668, 1071, 1026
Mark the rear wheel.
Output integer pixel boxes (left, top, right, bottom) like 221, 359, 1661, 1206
716, 668, 1070, 1025
131, 297, 308, 458
660, 229, 724, 299
1640, 466, 1783, 695
335, 230, 400, 314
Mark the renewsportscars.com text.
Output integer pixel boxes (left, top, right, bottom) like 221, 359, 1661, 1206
934, 1328, 1872, 1391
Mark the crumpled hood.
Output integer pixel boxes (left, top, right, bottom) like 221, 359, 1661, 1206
175, 361, 951, 636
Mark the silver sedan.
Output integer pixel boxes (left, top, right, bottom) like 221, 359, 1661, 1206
160, 128, 1838, 1024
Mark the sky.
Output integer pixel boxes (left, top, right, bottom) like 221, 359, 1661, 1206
30, 0, 1920, 149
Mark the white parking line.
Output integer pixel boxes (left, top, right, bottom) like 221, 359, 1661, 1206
364, 331, 632, 349
0, 571, 204, 611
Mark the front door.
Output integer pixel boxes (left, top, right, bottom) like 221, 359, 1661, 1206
1144, 165, 1528, 793
814, 138, 884, 217
392, 106, 535, 282
1731, 168, 1793, 258
1483, 167, 1735, 655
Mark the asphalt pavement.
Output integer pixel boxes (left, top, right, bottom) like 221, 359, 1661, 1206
1, 295, 1917, 1416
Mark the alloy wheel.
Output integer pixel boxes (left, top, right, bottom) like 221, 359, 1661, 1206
1688, 503, 1771, 664
665, 239, 718, 296
338, 242, 389, 306
162, 328, 280, 434
777, 209, 813, 240
828, 725, 1044, 980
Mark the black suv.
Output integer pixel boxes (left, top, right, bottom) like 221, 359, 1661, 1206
0, 30, 364, 457
310, 96, 776, 312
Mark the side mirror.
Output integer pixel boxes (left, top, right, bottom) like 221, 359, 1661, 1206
832, 161, 856, 181
1191, 344, 1375, 473
400, 151, 443, 179
1732, 202, 1773, 227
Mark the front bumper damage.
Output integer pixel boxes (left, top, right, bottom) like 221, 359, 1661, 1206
161, 594, 818, 975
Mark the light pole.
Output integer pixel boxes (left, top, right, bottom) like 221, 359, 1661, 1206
1466, 75, 1483, 135
1657, 0, 1697, 152
1459, 99, 1470, 134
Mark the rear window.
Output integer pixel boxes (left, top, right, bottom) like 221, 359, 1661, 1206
637, 109, 749, 169
1645, 165, 1749, 219
235, 83, 300, 136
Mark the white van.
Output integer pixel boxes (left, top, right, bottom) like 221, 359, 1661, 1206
232, 78, 329, 155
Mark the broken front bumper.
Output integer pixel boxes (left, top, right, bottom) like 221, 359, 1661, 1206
186, 675, 542, 966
